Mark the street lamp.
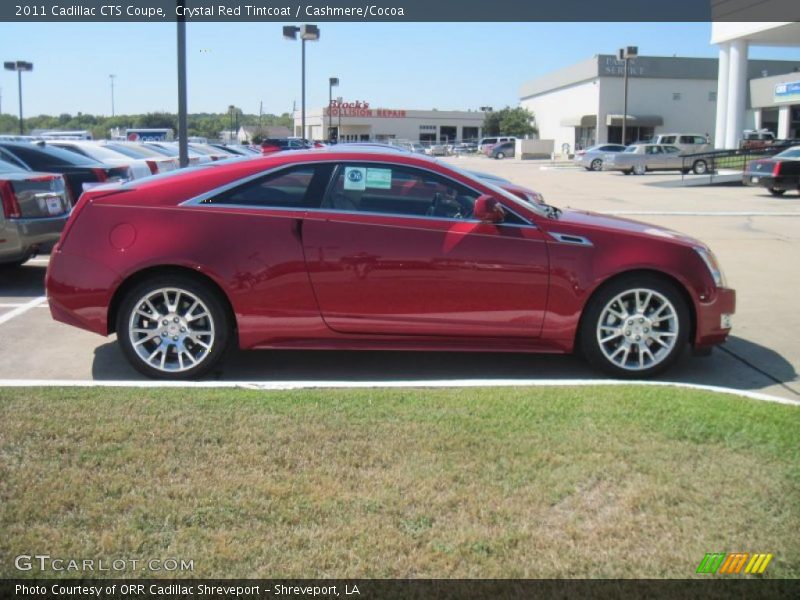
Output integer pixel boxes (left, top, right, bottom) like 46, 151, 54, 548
618, 46, 638, 145
337, 95, 342, 141
109, 74, 116, 117
284, 24, 320, 141
4, 60, 33, 135
328, 77, 339, 142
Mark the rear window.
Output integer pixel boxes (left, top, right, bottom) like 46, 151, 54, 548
0, 143, 99, 168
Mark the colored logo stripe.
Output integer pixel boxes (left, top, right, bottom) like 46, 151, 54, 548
697, 553, 773, 574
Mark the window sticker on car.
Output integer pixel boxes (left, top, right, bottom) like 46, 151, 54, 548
344, 167, 366, 191
365, 168, 392, 189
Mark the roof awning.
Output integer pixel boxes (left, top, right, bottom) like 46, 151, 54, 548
605, 114, 663, 127
560, 115, 597, 127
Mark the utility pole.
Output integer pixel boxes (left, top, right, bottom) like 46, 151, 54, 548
109, 74, 116, 117
618, 46, 638, 146
176, 1, 188, 167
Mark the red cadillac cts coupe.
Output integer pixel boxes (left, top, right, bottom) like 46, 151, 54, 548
45, 149, 735, 379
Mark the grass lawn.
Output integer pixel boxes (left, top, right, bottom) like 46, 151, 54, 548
0, 386, 798, 579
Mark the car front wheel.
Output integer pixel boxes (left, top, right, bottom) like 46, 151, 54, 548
633, 164, 647, 175
117, 274, 230, 379
580, 275, 689, 378
591, 158, 602, 171
495, 152, 505, 160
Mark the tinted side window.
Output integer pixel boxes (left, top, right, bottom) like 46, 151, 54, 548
205, 164, 331, 208
660, 136, 676, 144
6, 144, 97, 168
324, 163, 479, 220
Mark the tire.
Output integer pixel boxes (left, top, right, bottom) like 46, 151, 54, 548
692, 160, 708, 175
579, 275, 690, 378
590, 159, 602, 171
116, 274, 231, 379
633, 164, 647, 176
623, 169, 632, 176
768, 187, 786, 197
495, 152, 505, 160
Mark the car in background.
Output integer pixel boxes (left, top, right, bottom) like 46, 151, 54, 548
453, 142, 478, 154
0, 158, 70, 267
0, 142, 131, 202
141, 142, 212, 164
426, 143, 451, 157
740, 129, 776, 150
99, 142, 179, 173
605, 144, 710, 175
45, 140, 152, 179
743, 145, 800, 196
47, 149, 734, 380
478, 136, 517, 153
261, 138, 311, 154
652, 133, 712, 154
489, 141, 515, 160
574, 144, 627, 171
207, 143, 259, 156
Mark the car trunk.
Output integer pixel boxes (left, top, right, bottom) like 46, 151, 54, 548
1, 174, 69, 219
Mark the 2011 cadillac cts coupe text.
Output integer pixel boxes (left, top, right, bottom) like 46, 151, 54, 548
45, 150, 735, 379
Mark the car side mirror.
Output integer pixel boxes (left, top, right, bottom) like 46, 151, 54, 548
473, 195, 505, 224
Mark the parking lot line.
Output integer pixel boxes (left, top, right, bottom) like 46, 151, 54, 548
0, 378, 796, 406
0, 296, 47, 326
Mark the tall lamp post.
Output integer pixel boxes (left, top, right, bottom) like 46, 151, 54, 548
4, 60, 33, 135
618, 46, 638, 146
284, 24, 320, 141
109, 74, 116, 117
328, 77, 339, 142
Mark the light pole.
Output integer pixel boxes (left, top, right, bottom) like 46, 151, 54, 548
618, 46, 638, 146
109, 74, 116, 117
4, 61, 33, 135
284, 24, 319, 141
337, 95, 342, 141
328, 77, 339, 142
176, 1, 188, 168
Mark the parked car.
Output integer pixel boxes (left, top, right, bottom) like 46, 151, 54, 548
47, 149, 734, 380
142, 142, 213, 164
45, 140, 152, 179
743, 145, 800, 196
0, 159, 70, 267
605, 144, 710, 175
99, 142, 180, 173
651, 133, 712, 154
261, 138, 311, 153
425, 143, 451, 157
489, 141, 515, 159
478, 136, 517, 153
0, 142, 131, 202
574, 144, 627, 171
740, 129, 776, 150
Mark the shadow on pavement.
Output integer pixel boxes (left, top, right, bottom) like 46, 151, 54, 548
91, 335, 798, 398
0, 262, 47, 298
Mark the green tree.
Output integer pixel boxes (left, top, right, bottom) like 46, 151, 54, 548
483, 106, 537, 138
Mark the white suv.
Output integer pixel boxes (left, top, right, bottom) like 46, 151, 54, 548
478, 136, 517, 153
651, 133, 711, 154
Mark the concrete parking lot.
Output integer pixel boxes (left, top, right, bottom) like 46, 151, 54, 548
1, 157, 798, 400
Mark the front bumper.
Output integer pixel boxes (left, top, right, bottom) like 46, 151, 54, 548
0, 214, 68, 264
694, 286, 736, 348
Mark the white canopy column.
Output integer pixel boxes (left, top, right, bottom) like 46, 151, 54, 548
714, 42, 730, 149
724, 39, 749, 149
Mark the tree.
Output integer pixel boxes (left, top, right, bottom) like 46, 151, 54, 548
483, 106, 537, 138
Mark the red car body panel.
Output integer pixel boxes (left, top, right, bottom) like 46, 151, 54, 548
46, 151, 734, 356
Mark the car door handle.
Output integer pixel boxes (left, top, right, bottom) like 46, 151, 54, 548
292, 218, 303, 241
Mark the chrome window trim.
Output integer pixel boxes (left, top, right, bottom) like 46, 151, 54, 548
180, 158, 536, 228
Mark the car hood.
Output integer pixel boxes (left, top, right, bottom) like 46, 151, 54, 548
549, 208, 702, 248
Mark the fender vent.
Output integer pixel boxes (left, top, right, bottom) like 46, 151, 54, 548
549, 232, 593, 247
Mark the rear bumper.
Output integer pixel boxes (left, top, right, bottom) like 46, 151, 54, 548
0, 214, 68, 264
743, 174, 797, 190
694, 287, 736, 348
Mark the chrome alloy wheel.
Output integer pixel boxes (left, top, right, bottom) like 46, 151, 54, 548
127, 287, 215, 373
596, 288, 679, 372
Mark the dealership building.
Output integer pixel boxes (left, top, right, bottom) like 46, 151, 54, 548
519, 53, 800, 153
293, 103, 487, 143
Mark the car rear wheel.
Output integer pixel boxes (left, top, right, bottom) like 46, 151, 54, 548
768, 187, 786, 196
591, 158, 602, 171
633, 164, 647, 175
580, 275, 689, 378
495, 152, 505, 160
692, 160, 708, 175
117, 275, 230, 379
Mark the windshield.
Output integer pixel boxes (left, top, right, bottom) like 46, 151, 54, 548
775, 147, 800, 159
441, 160, 548, 217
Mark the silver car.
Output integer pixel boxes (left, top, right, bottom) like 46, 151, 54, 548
0, 159, 70, 267
574, 144, 627, 171
604, 144, 710, 175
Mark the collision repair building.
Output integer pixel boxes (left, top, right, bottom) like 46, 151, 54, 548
294, 102, 487, 143
519, 54, 800, 153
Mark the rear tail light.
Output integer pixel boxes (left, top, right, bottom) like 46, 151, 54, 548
91, 168, 108, 182
0, 180, 22, 218
772, 162, 782, 176
145, 160, 159, 175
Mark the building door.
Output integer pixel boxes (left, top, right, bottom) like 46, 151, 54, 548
462, 127, 479, 143
439, 126, 457, 142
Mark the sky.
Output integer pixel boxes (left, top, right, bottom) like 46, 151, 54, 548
2, 21, 800, 117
